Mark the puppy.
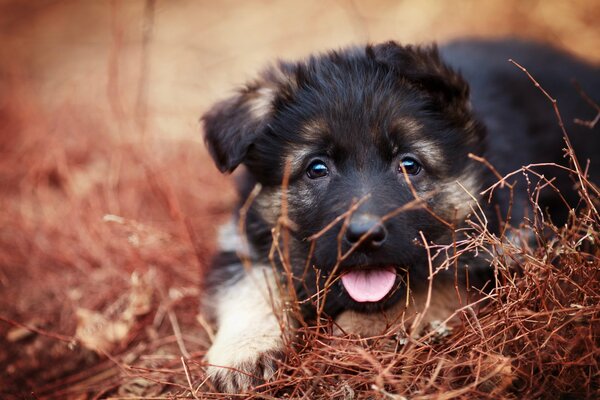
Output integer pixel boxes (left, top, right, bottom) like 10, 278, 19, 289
200, 39, 599, 393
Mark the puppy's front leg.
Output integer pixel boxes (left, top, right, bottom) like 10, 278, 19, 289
205, 265, 289, 393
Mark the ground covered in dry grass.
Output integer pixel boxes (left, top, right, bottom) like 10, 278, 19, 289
1, 58, 599, 400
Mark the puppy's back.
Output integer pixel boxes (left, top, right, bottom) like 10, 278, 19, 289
441, 39, 600, 223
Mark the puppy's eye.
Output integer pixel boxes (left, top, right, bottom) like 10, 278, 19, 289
399, 157, 422, 175
306, 160, 329, 179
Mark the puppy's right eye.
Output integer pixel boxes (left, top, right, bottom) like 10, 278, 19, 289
306, 160, 329, 179
399, 157, 422, 175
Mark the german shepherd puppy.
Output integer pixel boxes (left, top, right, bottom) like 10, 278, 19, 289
201, 39, 599, 392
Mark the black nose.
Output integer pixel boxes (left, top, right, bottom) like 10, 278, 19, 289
345, 214, 387, 249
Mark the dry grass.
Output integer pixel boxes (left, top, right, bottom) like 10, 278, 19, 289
1, 53, 598, 400
1, 2, 599, 399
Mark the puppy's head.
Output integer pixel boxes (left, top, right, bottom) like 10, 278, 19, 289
203, 42, 486, 313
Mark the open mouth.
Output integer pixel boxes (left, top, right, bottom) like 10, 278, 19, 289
340, 266, 397, 303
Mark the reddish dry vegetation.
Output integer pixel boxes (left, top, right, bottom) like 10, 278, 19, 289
1, 50, 600, 400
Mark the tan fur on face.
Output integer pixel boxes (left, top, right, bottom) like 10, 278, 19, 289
394, 117, 424, 139
392, 117, 448, 172
411, 139, 445, 171
285, 146, 314, 174
299, 118, 328, 141
437, 171, 481, 221
255, 186, 282, 225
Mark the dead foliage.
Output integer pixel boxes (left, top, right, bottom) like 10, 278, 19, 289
1, 23, 599, 400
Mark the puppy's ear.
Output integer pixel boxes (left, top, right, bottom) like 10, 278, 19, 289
202, 64, 296, 173
368, 41, 470, 106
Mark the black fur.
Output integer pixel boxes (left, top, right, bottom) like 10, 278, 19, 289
202, 39, 599, 320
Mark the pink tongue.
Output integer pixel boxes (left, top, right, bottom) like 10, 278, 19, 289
341, 267, 396, 302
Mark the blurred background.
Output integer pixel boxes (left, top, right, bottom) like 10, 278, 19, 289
0, 0, 598, 396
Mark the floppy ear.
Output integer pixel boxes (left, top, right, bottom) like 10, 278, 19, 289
368, 41, 470, 107
202, 64, 296, 173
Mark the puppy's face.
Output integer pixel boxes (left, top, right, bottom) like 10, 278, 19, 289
203, 42, 486, 314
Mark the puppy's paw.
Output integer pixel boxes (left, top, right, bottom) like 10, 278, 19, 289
206, 337, 284, 393
203, 265, 291, 393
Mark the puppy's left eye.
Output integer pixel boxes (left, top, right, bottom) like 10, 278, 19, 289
306, 160, 329, 179
399, 157, 422, 175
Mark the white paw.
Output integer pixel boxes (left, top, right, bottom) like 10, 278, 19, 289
206, 336, 284, 393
